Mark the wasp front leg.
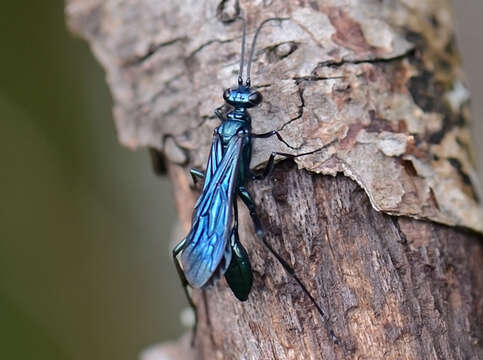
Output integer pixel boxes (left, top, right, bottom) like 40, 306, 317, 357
252, 130, 296, 150
214, 106, 225, 122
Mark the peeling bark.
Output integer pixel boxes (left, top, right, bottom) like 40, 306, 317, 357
66, 0, 482, 232
66, 1, 483, 359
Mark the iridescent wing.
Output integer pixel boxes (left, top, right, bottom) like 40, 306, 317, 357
201, 132, 223, 192
181, 132, 245, 288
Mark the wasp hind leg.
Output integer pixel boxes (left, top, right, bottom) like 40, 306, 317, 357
172, 239, 198, 345
238, 186, 340, 344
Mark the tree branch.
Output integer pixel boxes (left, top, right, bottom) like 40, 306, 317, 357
66, 1, 483, 359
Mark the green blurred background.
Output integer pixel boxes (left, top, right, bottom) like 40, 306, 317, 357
0, 2, 183, 360
0, 1, 481, 360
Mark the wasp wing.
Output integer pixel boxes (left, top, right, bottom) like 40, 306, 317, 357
191, 131, 224, 213
181, 132, 245, 288
201, 132, 223, 192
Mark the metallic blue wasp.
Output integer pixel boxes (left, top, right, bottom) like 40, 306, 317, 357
172, 17, 339, 344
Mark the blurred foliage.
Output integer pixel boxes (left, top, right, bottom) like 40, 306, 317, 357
0, 2, 183, 360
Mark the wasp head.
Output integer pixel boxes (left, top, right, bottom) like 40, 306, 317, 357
223, 86, 262, 108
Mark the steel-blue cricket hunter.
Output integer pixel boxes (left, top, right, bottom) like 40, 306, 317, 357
172, 17, 288, 303
171, 16, 340, 343
172, 15, 322, 301
180, 86, 260, 286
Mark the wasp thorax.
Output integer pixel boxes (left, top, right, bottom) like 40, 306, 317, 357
223, 86, 263, 108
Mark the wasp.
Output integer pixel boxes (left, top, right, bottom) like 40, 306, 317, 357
172, 17, 339, 344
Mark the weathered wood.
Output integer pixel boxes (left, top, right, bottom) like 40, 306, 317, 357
66, 0, 483, 232
189, 162, 483, 359
65, 1, 483, 359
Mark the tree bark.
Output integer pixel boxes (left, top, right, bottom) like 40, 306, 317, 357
189, 162, 483, 359
66, 1, 483, 359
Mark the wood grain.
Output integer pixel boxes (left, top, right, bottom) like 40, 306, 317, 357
189, 161, 483, 359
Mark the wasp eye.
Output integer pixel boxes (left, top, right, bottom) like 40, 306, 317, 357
248, 91, 262, 105
223, 88, 231, 101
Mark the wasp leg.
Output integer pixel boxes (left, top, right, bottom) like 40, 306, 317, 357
172, 239, 198, 345
252, 130, 295, 150
233, 196, 239, 229
237, 187, 264, 238
189, 168, 205, 185
238, 186, 340, 344
251, 152, 296, 180
215, 106, 225, 122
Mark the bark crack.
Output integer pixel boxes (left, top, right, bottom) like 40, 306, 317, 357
123, 37, 187, 67
186, 38, 232, 59
312, 48, 416, 72
280, 85, 305, 132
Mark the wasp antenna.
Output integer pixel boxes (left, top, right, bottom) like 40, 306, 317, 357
237, 16, 247, 86
246, 17, 289, 87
